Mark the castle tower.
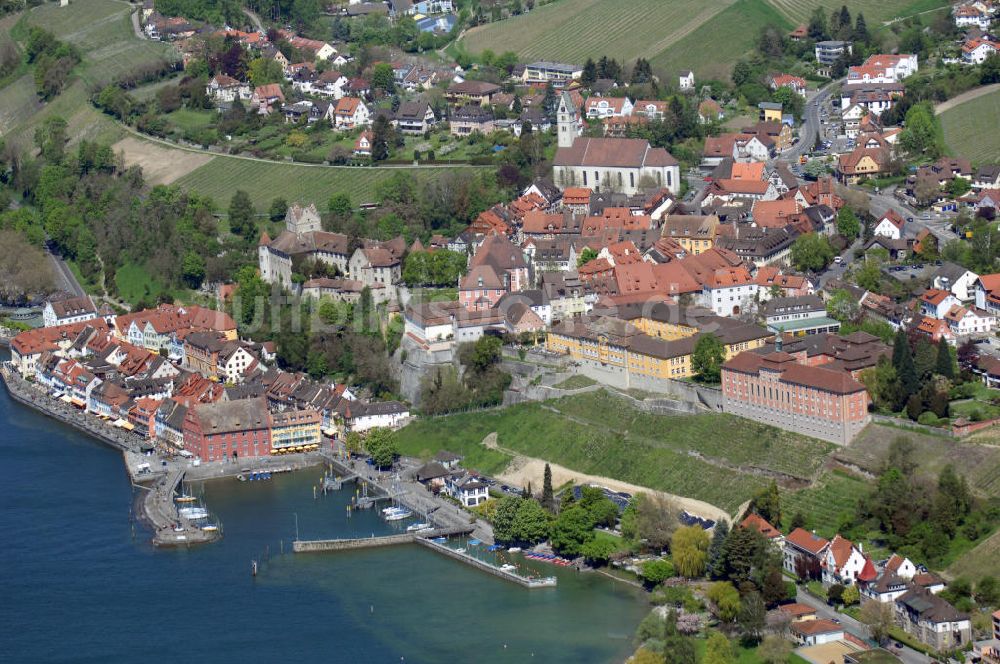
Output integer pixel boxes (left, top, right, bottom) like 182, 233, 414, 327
285, 203, 322, 234
556, 91, 578, 149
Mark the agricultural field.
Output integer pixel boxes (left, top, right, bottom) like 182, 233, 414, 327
940, 86, 1000, 166
765, 0, 950, 25
780, 469, 870, 537
459, 0, 738, 76
173, 158, 484, 209
396, 390, 834, 513
947, 528, 1000, 580
112, 136, 213, 185
25, 0, 178, 87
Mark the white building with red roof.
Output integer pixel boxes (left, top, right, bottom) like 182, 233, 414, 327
975, 273, 1000, 316
768, 74, 807, 96
822, 534, 874, 586
740, 513, 784, 546
783, 527, 830, 577
872, 209, 906, 240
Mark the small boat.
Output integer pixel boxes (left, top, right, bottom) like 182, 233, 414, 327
500, 564, 517, 572
383, 507, 413, 521
406, 522, 432, 532
201, 524, 218, 532
178, 507, 209, 520
174, 495, 198, 503
432, 537, 447, 544
508, 547, 522, 553
469, 539, 481, 546
456, 548, 466, 554
237, 474, 246, 482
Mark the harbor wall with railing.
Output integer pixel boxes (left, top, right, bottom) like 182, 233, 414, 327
415, 538, 557, 589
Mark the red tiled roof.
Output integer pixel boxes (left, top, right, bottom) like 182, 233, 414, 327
741, 513, 782, 539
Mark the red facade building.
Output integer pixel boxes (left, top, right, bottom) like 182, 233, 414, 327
721, 351, 870, 445
182, 397, 271, 461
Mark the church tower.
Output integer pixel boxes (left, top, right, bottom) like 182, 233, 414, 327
556, 91, 578, 149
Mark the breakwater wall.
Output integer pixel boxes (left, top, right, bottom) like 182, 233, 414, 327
293, 533, 415, 552
415, 538, 557, 588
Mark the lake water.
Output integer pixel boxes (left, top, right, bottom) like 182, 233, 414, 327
0, 356, 646, 663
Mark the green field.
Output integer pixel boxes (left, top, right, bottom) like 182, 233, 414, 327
947, 528, 1000, 579
396, 390, 833, 513
552, 375, 597, 390
173, 159, 485, 208
941, 87, 1000, 166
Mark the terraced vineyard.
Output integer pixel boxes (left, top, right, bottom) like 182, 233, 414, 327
780, 469, 869, 537
765, 0, 950, 25
25, 0, 178, 86
459, 0, 737, 73
397, 390, 834, 513
941, 86, 1000, 166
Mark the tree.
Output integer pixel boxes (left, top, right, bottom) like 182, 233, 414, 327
731, 60, 752, 87
0, 229, 56, 302
707, 519, 730, 579
720, 526, 767, 586
854, 12, 869, 43
692, 334, 725, 383
827, 583, 845, 605
577, 246, 598, 267
630, 648, 664, 664
248, 57, 284, 86
836, 207, 861, 239
671, 525, 710, 577
371, 62, 395, 95
899, 102, 944, 159
364, 427, 398, 468
513, 498, 551, 543
982, 53, 1000, 85
935, 337, 955, 379
737, 591, 766, 641
707, 581, 741, 622
842, 584, 860, 606
757, 635, 792, 664
641, 558, 676, 585
975, 576, 1000, 607
492, 495, 521, 542
703, 631, 736, 664
580, 536, 618, 564
550, 504, 594, 556
540, 463, 555, 512
228, 190, 256, 239
807, 6, 828, 40
636, 494, 677, 551
269, 197, 288, 221
181, 250, 206, 289
791, 233, 835, 272
892, 328, 919, 400
750, 481, 782, 526
859, 600, 894, 645
34, 116, 68, 164
371, 115, 392, 162
581, 57, 597, 86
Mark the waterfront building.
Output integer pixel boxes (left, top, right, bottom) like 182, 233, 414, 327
182, 397, 271, 461
269, 408, 322, 453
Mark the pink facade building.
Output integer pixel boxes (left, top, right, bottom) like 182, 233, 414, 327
721, 350, 870, 445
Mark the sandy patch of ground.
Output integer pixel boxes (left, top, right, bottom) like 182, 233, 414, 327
485, 432, 738, 524
112, 136, 214, 184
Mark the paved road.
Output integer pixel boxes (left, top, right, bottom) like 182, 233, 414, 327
794, 588, 932, 664
129, 4, 146, 40
46, 243, 85, 298
785, 78, 844, 163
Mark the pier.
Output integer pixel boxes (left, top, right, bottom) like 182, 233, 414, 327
141, 470, 222, 547
293, 531, 556, 589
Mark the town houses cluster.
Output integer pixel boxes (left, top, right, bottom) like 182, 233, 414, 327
737, 513, 975, 654
9, 297, 409, 463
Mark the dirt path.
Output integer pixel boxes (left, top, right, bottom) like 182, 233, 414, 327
934, 83, 1000, 116
482, 433, 738, 524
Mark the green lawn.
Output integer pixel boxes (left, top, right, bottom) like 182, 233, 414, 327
396, 391, 835, 513
165, 108, 217, 133
173, 158, 486, 209
947, 527, 1000, 579
950, 399, 1000, 421
552, 375, 597, 390
114, 261, 168, 306
941, 86, 1000, 166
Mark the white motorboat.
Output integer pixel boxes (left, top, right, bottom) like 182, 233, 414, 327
508, 547, 522, 553
406, 522, 432, 532
383, 507, 413, 521
178, 507, 209, 520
